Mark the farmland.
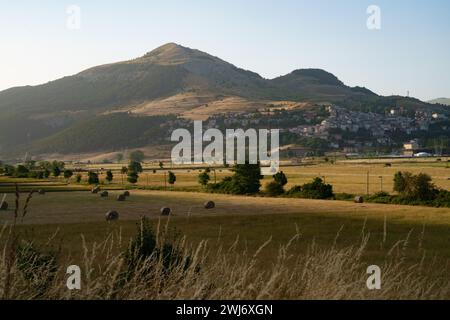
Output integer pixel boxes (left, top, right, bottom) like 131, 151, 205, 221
0, 159, 449, 299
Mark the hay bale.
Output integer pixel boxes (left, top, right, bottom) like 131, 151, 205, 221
105, 210, 119, 221
91, 186, 101, 194
354, 196, 364, 203
160, 207, 171, 216
38, 189, 45, 195
204, 201, 215, 209
100, 191, 109, 198
117, 194, 126, 201
0, 202, 8, 211
123, 191, 130, 197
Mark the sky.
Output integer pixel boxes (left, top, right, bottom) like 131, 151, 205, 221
0, 0, 449, 101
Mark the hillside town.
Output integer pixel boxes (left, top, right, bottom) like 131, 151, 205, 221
162, 104, 450, 156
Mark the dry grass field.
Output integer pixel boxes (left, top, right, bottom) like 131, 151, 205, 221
57, 159, 450, 195
1, 159, 449, 299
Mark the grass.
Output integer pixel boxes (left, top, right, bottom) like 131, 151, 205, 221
1, 161, 449, 299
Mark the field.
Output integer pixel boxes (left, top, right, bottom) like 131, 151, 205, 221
1, 159, 449, 299
47, 158, 450, 195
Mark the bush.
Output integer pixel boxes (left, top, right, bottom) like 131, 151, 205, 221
198, 171, 210, 187
124, 217, 189, 279
127, 171, 139, 184
265, 181, 285, 196
88, 171, 99, 185
106, 170, 113, 183
209, 163, 262, 195
273, 171, 288, 186
287, 177, 334, 199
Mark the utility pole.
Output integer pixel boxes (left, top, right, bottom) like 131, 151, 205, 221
164, 171, 167, 191
366, 171, 370, 195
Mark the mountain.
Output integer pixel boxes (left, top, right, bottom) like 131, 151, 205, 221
0, 43, 446, 158
428, 98, 450, 106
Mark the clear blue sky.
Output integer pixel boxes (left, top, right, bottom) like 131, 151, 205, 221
1, 0, 449, 101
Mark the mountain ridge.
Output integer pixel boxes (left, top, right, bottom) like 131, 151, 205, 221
0, 43, 446, 158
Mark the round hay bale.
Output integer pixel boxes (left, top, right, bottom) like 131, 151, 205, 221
0, 202, 8, 211
117, 194, 126, 201
354, 196, 364, 204
204, 201, 215, 209
100, 191, 109, 198
105, 210, 119, 221
91, 186, 101, 194
160, 207, 171, 216
38, 189, 45, 195
123, 191, 130, 197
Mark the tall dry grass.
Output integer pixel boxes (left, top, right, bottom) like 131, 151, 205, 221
0, 217, 449, 300
0, 186, 448, 300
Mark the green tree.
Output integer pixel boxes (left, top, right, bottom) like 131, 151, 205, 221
127, 170, 139, 184
128, 161, 143, 173
198, 171, 210, 187
106, 170, 114, 183
265, 181, 285, 196
15, 165, 30, 178
43, 169, 50, 179
75, 174, 82, 183
273, 171, 288, 186
63, 169, 73, 181
129, 150, 145, 163
88, 171, 99, 185
168, 171, 176, 186
212, 163, 262, 195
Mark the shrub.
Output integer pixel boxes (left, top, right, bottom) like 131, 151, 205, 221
265, 181, 285, 196
198, 171, 210, 187
168, 171, 176, 186
209, 163, 262, 195
88, 171, 99, 185
127, 171, 139, 184
124, 217, 189, 279
287, 177, 334, 199
273, 171, 288, 186
106, 170, 114, 183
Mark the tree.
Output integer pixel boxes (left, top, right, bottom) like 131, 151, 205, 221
106, 170, 114, 183
198, 171, 210, 187
52, 166, 61, 178
393, 172, 409, 194
127, 170, 139, 184
75, 174, 82, 183
273, 171, 288, 186
129, 150, 145, 163
211, 163, 262, 195
287, 177, 333, 199
88, 171, 99, 185
128, 161, 143, 173
15, 165, 29, 178
414, 173, 436, 201
159, 161, 164, 169
43, 169, 50, 179
168, 171, 176, 186
63, 169, 73, 181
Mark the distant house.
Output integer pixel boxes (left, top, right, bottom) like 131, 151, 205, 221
403, 139, 420, 156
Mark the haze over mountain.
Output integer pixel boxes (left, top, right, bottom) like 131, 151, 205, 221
0, 43, 445, 159
428, 98, 450, 106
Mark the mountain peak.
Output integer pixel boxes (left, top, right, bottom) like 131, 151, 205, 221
139, 42, 211, 65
